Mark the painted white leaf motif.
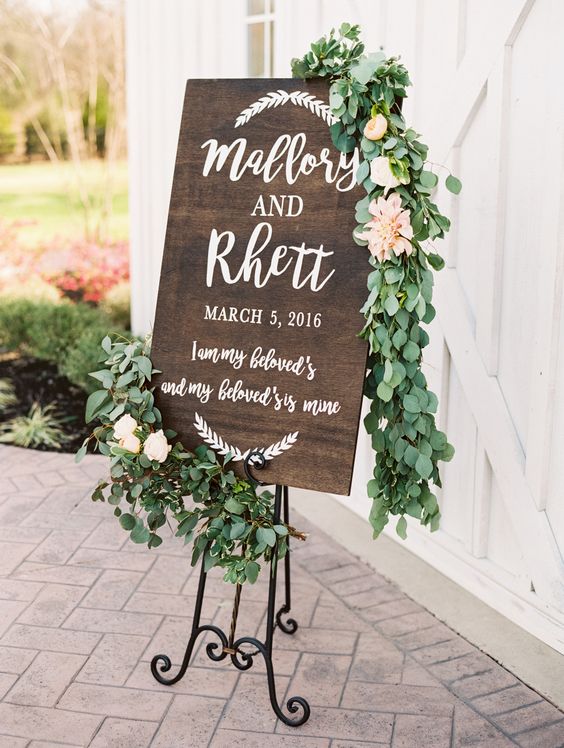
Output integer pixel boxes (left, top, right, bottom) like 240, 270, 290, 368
193, 412, 299, 465
234, 89, 338, 129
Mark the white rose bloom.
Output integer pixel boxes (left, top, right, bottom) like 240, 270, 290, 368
113, 413, 138, 440
143, 429, 172, 463
119, 433, 141, 454
370, 156, 400, 192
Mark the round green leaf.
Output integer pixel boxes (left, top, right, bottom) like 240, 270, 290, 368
377, 381, 393, 403
392, 329, 408, 350
415, 453, 433, 479
130, 524, 151, 544
404, 445, 419, 467
225, 497, 244, 514
230, 522, 247, 540
356, 160, 370, 184
119, 513, 136, 531
419, 170, 438, 188
430, 430, 447, 451
256, 526, 276, 547
130, 483, 142, 499
384, 294, 399, 316
403, 341, 420, 363
445, 174, 462, 194
441, 443, 455, 461
403, 394, 421, 414
245, 561, 260, 584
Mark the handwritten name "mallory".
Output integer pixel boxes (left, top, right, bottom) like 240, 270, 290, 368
200, 133, 358, 192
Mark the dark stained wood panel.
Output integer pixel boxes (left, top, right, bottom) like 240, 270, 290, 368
151, 78, 369, 495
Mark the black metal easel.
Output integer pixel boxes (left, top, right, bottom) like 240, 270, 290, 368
149, 451, 311, 727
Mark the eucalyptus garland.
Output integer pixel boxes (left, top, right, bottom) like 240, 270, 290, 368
76, 336, 304, 585
292, 24, 458, 539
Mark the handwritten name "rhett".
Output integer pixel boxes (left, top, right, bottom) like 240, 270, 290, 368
207, 221, 334, 291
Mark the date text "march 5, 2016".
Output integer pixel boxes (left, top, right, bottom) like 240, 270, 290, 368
204, 305, 322, 329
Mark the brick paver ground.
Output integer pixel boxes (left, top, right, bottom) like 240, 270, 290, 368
0, 445, 562, 747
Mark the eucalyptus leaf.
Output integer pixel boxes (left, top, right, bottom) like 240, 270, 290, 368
119, 513, 136, 531
245, 560, 260, 584
403, 341, 420, 363
415, 453, 433, 479
75, 444, 87, 463
446, 174, 462, 194
225, 497, 244, 514
377, 381, 393, 403
256, 526, 276, 547
419, 170, 438, 188
384, 294, 399, 316
230, 522, 248, 540
85, 390, 110, 423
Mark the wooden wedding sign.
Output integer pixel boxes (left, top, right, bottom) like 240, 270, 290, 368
151, 79, 368, 494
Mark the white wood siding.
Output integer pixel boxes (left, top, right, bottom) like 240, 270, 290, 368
126, 0, 564, 651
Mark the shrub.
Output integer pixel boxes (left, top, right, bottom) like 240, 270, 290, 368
26, 302, 106, 362
0, 298, 36, 352
60, 325, 116, 393
0, 298, 128, 394
100, 280, 131, 329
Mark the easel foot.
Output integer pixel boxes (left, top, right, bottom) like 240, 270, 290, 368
150, 624, 228, 685
276, 604, 298, 635
233, 636, 310, 726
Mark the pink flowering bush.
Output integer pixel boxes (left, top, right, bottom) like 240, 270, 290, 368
38, 238, 129, 303
0, 219, 129, 304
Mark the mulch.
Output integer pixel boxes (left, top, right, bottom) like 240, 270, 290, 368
0, 354, 90, 451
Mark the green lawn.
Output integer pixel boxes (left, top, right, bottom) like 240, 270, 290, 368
0, 160, 128, 245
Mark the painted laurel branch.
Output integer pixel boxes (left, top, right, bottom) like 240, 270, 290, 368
234, 89, 338, 128
193, 412, 299, 465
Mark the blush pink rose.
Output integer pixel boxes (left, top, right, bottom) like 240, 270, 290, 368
119, 433, 141, 454
364, 114, 388, 141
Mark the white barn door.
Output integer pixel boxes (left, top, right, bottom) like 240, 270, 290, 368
276, 0, 564, 652
126, 0, 564, 651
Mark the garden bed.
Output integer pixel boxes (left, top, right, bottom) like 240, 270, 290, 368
0, 354, 90, 452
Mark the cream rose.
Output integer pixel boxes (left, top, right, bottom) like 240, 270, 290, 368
364, 114, 388, 141
143, 429, 171, 463
113, 413, 138, 440
119, 433, 141, 454
370, 156, 400, 192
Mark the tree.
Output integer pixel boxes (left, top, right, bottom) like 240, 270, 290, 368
0, 0, 127, 240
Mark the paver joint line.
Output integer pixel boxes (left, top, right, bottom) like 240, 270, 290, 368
298, 549, 562, 745
0, 446, 562, 747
